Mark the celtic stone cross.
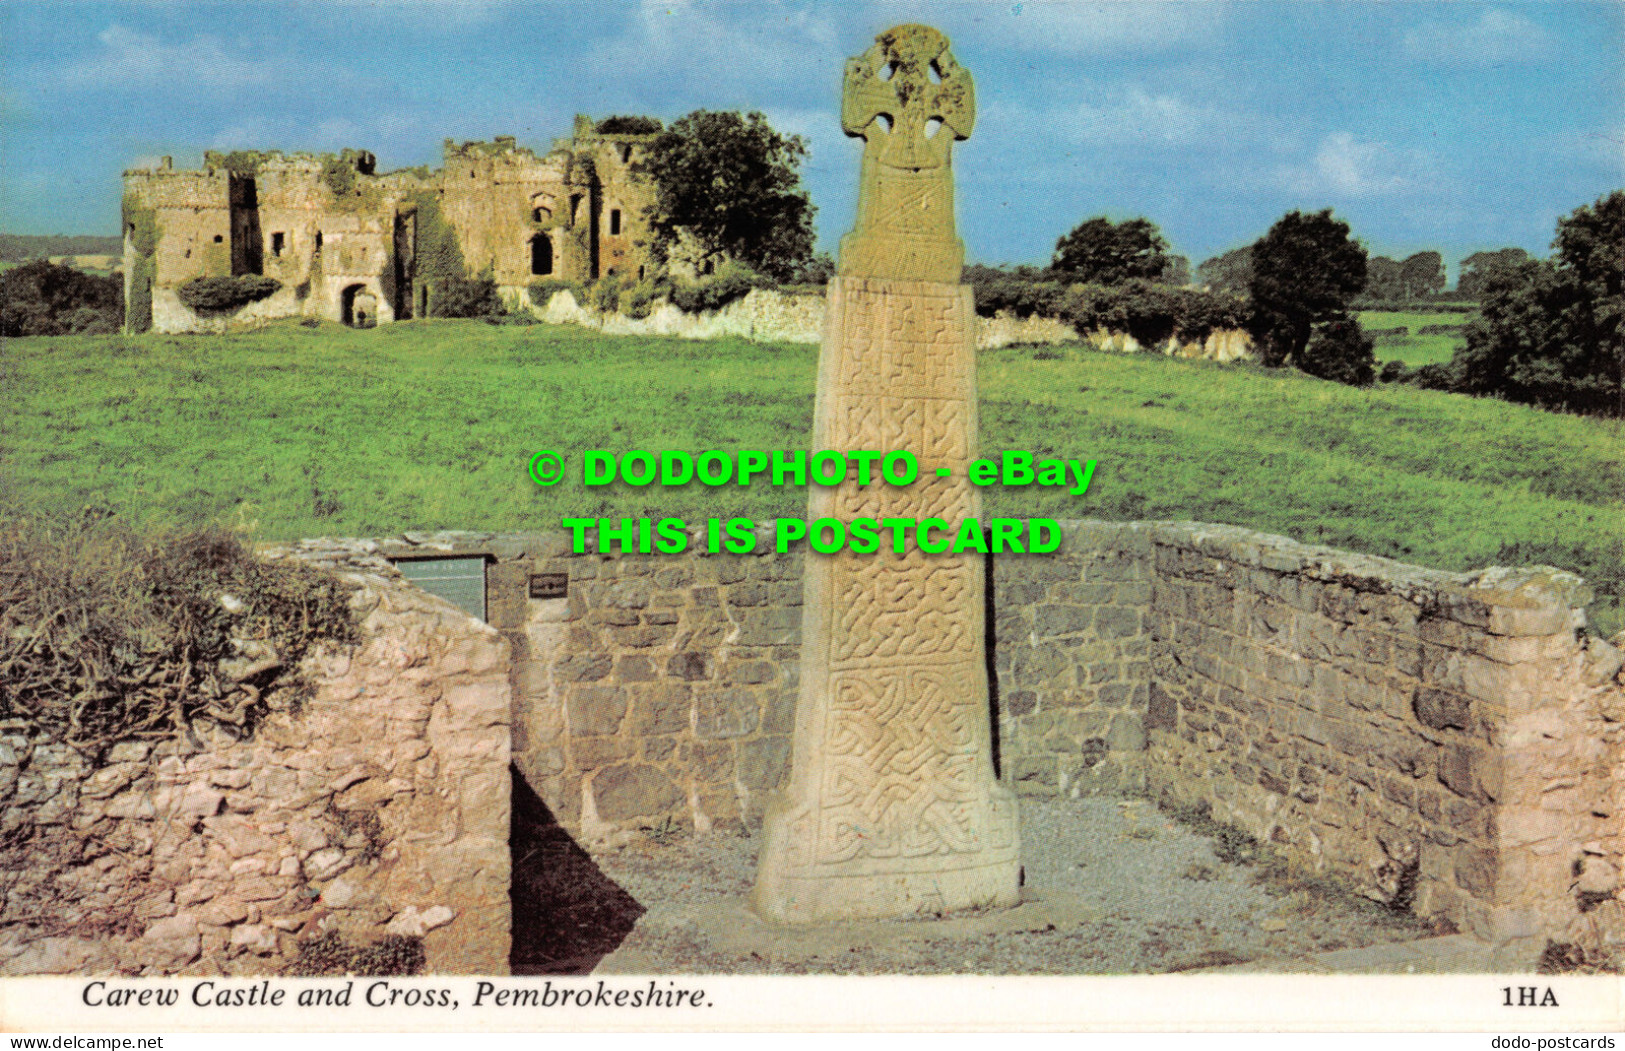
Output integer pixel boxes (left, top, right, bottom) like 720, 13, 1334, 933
752, 24, 1020, 924
838, 24, 977, 283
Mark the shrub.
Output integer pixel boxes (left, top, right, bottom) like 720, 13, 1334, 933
590, 275, 625, 314
0, 260, 123, 336
0, 514, 357, 752
177, 275, 282, 315
623, 278, 674, 319
788, 253, 835, 286
1055, 280, 1249, 347
527, 279, 585, 309
965, 265, 1066, 319
669, 262, 761, 313
1297, 314, 1376, 386
1408, 361, 1462, 391
595, 115, 663, 135
1378, 360, 1411, 383
431, 272, 502, 318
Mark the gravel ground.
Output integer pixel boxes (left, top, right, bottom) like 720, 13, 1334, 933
556, 797, 1435, 975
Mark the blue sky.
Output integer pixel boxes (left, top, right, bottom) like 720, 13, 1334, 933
2, 0, 1620, 278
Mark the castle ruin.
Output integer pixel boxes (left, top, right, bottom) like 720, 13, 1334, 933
121, 116, 664, 334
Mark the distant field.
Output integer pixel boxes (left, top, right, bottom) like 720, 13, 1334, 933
1358, 309, 1472, 367
1, 319, 1619, 634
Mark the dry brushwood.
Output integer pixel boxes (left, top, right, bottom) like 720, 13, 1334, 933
0, 515, 356, 757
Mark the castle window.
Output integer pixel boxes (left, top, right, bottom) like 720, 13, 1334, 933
315, 231, 323, 250
530, 235, 553, 277
702, 258, 715, 276
271, 232, 285, 257
213, 235, 224, 243
619, 144, 632, 164
609, 209, 622, 236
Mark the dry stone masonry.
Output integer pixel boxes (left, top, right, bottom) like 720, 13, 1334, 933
275, 521, 1622, 960
12, 518, 1612, 970
0, 569, 511, 976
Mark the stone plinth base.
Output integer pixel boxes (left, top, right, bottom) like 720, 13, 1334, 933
752, 798, 1020, 923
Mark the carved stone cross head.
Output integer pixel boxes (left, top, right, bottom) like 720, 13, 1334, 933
842, 24, 975, 172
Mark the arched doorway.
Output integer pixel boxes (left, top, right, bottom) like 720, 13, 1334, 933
342, 284, 378, 328
530, 235, 553, 277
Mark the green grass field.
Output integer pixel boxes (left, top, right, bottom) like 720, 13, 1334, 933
1358, 309, 1471, 367
3, 319, 1620, 634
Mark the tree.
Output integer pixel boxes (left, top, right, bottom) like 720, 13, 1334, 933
0, 259, 122, 336
1248, 208, 1368, 370
1360, 251, 1444, 301
1398, 251, 1446, 300
636, 110, 815, 283
1453, 191, 1623, 416
1298, 315, 1375, 386
1194, 246, 1252, 295
1363, 256, 1404, 300
1457, 248, 1531, 299
1051, 216, 1169, 285
1159, 254, 1191, 287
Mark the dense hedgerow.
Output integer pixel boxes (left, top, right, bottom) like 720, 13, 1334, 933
963, 267, 1249, 346
177, 275, 282, 314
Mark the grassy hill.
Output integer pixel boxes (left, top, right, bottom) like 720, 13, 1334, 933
1358, 309, 1470, 367
2, 319, 1619, 634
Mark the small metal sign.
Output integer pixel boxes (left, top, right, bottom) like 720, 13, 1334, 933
529, 572, 568, 599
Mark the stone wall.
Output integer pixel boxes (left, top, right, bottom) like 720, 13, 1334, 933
533, 287, 1256, 360
0, 571, 512, 976
275, 521, 1621, 950
1142, 521, 1625, 951
992, 522, 1156, 799
286, 531, 802, 846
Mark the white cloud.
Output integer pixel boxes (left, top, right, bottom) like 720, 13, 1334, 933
1402, 8, 1551, 65
1280, 132, 1429, 197
588, 0, 842, 96
973, 87, 1247, 158
978, 0, 1227, 56
1061, 87, 1229, 146
60, 25, 276, 91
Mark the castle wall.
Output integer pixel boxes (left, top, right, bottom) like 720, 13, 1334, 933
439, 140, 589, 287
123, 119, 665, 333
122, 168, 236, 289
